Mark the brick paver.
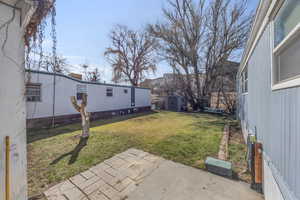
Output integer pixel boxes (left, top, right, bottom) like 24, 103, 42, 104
44, 149, 164, 200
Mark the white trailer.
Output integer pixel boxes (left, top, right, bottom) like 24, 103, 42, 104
26, 70, 151, 128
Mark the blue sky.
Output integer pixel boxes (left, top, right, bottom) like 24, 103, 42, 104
51, 0, 260, 82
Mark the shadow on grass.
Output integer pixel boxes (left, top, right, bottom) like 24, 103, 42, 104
27, 111, 157, 144
50, 136, 89, 165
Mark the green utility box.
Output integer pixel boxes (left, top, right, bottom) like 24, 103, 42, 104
205, 157, 233, 178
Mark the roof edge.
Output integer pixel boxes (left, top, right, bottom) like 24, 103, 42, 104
238, 0, 282, 75
26, 69, 151, 90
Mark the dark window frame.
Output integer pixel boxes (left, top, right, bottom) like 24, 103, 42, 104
26, 83, 42, 102
106, 88, 113, 97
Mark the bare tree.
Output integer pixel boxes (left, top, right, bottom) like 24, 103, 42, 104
41, 54, 69, 73
149, 0, 251, 110
86, 68, 102, 82
215, 62, 239, 113
71, 94, 90, 138
160, 74, 183, 96
104, 25, 158, 86
80, 63, 102, 82
203, 0, 251, 101
26, 53, 69, 74
148, 0, 206, 110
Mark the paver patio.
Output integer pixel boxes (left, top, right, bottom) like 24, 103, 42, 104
44, 148, 263, 200
44, 148, 164, 200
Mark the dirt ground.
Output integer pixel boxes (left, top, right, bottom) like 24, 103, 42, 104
229, 124, 251, 183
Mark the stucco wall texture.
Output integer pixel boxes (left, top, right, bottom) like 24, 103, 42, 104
0, 2, 32, 199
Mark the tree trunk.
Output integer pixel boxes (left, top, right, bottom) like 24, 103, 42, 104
81, 108, 90, 138
71, 95, 90, 138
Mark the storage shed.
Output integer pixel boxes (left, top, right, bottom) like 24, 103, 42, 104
165, 95, 187, 112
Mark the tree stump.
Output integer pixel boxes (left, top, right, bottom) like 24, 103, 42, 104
71, 94, 90, 138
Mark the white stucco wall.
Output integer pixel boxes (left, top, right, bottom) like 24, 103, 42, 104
0, 1, 32, 199
26, 72, 151, 119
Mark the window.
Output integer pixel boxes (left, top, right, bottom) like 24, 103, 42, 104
273, 0, 300, 87
240, 65, 248, 93
275, 37, 300, 83
26, 83, 41, 102
124, 89, 128, 94
106, 88, 113, 97
274, 0, 300, 47
77, 84, 87, 100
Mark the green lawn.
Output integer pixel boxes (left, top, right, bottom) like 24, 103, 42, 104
27, 111, 227, 198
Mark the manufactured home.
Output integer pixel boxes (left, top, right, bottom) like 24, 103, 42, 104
237, 0, 300, 200
26, 70, 151, 128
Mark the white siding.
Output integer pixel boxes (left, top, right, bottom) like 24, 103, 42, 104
238, 19, 300, 200
26, 72, 151, 119
27, 73, 55, 119
135, 88, 151, 108
87, 84, 132, 112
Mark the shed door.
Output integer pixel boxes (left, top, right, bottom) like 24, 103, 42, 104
168, 96, 178, 111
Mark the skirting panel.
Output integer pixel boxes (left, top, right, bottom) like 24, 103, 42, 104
27, 106, 151, 129
263, 159, 285, 200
